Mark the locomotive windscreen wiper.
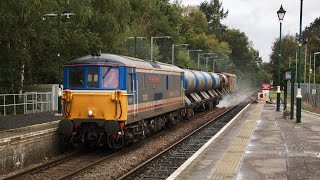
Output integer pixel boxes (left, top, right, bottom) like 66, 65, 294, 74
103, 68, 111, 79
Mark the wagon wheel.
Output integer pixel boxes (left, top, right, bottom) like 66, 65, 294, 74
107, 134, 125, 150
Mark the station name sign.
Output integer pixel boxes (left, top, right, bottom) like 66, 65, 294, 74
285, 71, 291, 80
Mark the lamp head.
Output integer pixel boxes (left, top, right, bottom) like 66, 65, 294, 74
277, 5, 286, 21
62, 13, 76, 19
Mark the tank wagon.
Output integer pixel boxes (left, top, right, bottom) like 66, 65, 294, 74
222, 72, 238, 93
59, 54, 235, 149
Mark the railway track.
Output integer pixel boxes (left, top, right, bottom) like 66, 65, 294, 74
4, 149, 118, 180
118, 102, 249, 179
4, 108, 233, 180
4, 90, 257, 180
3, 109, 227, 180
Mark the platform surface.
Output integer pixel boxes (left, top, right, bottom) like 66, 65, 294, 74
0, 121, 59, 146
0, 111, 60, 131
169, 103, 320, 180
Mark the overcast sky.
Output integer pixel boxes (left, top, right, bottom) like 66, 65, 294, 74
178, 0, 320, 62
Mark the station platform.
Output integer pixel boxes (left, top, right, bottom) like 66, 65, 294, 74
0, 111, 61, 146
0, 111, 60, 131
0, 118, 60, 176
168, 103, 320, 180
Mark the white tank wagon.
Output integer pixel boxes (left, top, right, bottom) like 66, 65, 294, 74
182, 70, 223, 117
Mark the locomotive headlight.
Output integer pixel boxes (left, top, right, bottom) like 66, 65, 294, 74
88, 109, 94, 117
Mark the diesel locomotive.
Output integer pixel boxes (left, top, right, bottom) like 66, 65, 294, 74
59, 53, 237, 149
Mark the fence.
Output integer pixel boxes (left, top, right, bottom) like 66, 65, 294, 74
0, 84, 61, 116
287, 83, 320, 108
0, 92, 54, 116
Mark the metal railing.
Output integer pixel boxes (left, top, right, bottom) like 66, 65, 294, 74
0, 92, 53, 116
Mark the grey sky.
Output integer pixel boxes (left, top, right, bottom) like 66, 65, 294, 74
179, 0, 320, 62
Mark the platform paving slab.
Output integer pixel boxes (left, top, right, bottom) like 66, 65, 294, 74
0, 111, 60, 131
170, 103, 320, 180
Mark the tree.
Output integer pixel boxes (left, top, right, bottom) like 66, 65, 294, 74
89, 0, 132, 53
180, 7, 231, 69
0, 0, 50, 93
270, 35, 299, 85
0, 0, 267, 93
223, 29, 260, 71
199, 0, 228, 36
180, 6, 208, 35
302, 17, 320, 83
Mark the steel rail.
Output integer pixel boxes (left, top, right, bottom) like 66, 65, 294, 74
5, 90, 258, 180
118, 106, 235, 179
54, 109, 226, 180
5, 149, 120, 180
118, 91, 258, 179
56, 151, 121, 180
4, 150, 81, 180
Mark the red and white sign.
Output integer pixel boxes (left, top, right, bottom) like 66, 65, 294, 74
262, 84, 271, 90
258, 93, 264, 99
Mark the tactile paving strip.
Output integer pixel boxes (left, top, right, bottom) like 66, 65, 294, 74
208, 104, 263, 180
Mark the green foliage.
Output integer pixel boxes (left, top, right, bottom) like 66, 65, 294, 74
176, 50, 193, 69
302, 17, 320, 83
270, 35, 299, 85
222, 29, 262, 75
199, 0, 228, 36
268, 17, 320, 85
0, 0, 268, 93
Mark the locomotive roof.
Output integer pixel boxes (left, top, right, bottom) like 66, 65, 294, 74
65, 53, 183, 72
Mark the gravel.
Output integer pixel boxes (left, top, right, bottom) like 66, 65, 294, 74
71, 108, 223, 180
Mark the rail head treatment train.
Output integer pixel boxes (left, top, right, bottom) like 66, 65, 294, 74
59, 53, 237, 149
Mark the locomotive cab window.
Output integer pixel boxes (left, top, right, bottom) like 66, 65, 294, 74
69, 68, 84, 88
87, 68, 99, 88
102, 67, 119, 89
128, 73, 133, 93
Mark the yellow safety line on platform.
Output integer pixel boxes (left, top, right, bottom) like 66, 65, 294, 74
208, 104, 263, 180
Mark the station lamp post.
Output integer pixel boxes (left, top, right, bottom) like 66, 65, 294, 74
296, 0, 304, 123
127, 36, 147, 58
204, 57, 220, 72
187, 49, 202, 59
43, 12, 75, 115
210, 58, 224, 72
172, 44, 189, 65
276, 5, 286, 112
197, 53, 216, 70
313, 52, 320, 86
150, 36, 171, 62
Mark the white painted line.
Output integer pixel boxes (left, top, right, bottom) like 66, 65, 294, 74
0, 128, 57, 145
167, 104, 251, 180
0, 120, 60, 134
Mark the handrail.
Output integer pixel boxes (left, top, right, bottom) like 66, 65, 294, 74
0, 92, 53, 116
